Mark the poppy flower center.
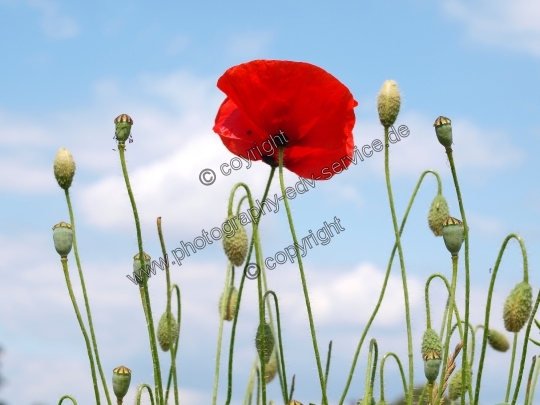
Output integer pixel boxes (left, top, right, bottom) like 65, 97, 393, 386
261, 129, 289, 167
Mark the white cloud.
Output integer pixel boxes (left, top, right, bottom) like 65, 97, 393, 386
443, 0, 540, 56
28, 0, 79, 40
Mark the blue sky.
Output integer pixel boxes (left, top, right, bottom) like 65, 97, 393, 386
1, 0, 540, 404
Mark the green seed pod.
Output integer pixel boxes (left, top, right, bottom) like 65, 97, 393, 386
487, 329, 510, 352
265, 349, 278, 383
219, 286, 238, 321
287, 401, 303, 405
421, 328, 443, 360
222, 215, 248, 266
157, 311, 178, 352
377, 80, 401, 127
428, 194, 449, 237
133, 252, 151, 285
503, 281, 533, 332
448, 369, 470, 401
112, 365, 131, 400
434, 116, 453, 148
52, 221, 73, 257
255, 322, 275, 364
424, 358, 442, 383
53, 148, 76, 190
442, 217, 464, 256
114, 113, 133, 143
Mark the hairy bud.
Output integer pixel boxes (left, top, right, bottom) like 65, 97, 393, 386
255, 322, 275, 364
157, 311, 179, 352
377, 80, 401, 127
428, 194, 449, 237
53, 148, 76, 190
503, 281, 533, 333
222, 215, 248, 266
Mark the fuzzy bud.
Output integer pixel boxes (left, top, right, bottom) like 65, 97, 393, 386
157, 311, 178, 352
421, 328, 443, 360
219, 286, 238, 321
448, 369, 470, 401
377, 80, 401, 127
112, 365, 131, 400
265, 349, 278, 383
114, 114, 133, 143
487, 329, 510, 352
442, 217, 464, 256
255, 322, 275, 364
132, 252, 151, 286
434, 116, 453, 148
503, 281, 533, 332
222, 215, 248, 266
53, 148, 76, 190
428, 194, 449, 237
52, 221, 73, 257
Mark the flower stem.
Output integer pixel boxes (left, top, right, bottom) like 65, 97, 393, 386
506, 333, 518, 402
60, 258, 101, 405
58, 395, 78, 405
164, 285, 182, 404
528, 353, 540, 405
445, 148, 471, 405
117, 143, 163, 405
382, 127, 413, 405
277, 147, 327, 405
339, 170, 441, 405
64, 189, 111, 405
380, 352, 407, 402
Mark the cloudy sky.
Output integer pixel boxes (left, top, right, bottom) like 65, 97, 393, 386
1, 1, 540, 404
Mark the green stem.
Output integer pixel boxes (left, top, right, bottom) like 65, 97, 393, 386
136, 383, 156, 405
529, 355, 540, 405
362, 339, 378, 405
474, 234, 529, 404
60, 258, 101, 405
379, 352, 407, 402
243, 359, 258, 405
277, 147, 327, 405
165, 285, 182, 404
506, 333, 518, 402
524, 356, 537, 405
117, 144, 163, 405
157, 218, 179, 405
445, 149, 470, 405
322, 341, 333, 405
417, 383, 429, 405
64, 190, 111, 405
339, 169, 442, 405
58, 395, 78, 405
382, 127, 413, 405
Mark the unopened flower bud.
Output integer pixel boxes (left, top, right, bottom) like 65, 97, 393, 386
428, 194, 449, 237
448, 369, 470, 401
487, 329, 510, 352
114, 114, 133, 143
219, 286, 238, 321
53, 148, 76, 190
265, 349, 278, 383
133, 252, 151, 285
157, 311, 178, 352
434, 116, 453, 148
442, 217, 464, 256
421, 328, 443, 382
52, 222, 73, 257
377, 80, 401, 127
503, 281, 533, 332
222, 215, 248, 266
112, 365, 131, 400
255, 322, 275, 364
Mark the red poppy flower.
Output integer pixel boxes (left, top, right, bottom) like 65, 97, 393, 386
213, 60, 358, 180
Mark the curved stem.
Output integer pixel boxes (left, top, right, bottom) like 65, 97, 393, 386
243, 359, 258, 405
60, 258, 101, 405
165, 285, 182, 404
339, 169, 442, 405
277, 147, 327, 405
382, 127, 413, 405
474, 233, 529, 404
362, 339, 378, 405
379, 352, 407, 401
58, 395, 78, 405
445, 149, 470, 405
64, 190, 111, 405
117, 144, 163, 405
136, 383, 156, 405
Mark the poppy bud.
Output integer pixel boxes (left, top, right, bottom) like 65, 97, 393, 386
421, 328, 443, 360
112, 365, 131, 400
428, 194, 450, 237
487, 329, 510, 352
222, 215, 248, 266
287, 401, 303, 405
133, 252, 151, 285
114, 114, 133, 143
265, 349, 278, 383
503, 281, 533, 333
53, 148, 76, 190
442, 217, 464, 256
448, 369, 470, 401
434, 116, 453, 148
52, 221, 73, 257
219, 286, 238, 321
424, 358, 442, 383
157, 311, 178, 352
255, 322, 275, 364
377, 80, 401, 127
